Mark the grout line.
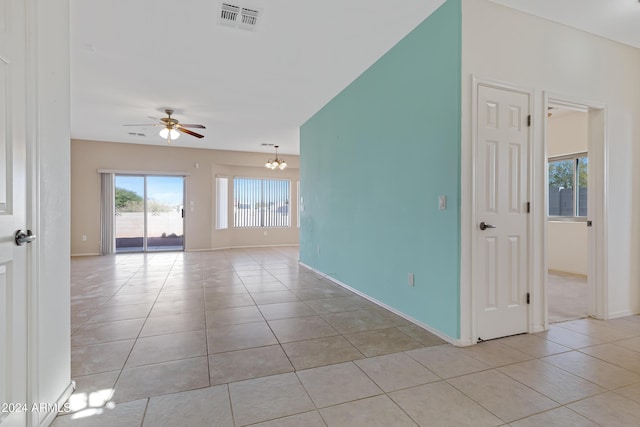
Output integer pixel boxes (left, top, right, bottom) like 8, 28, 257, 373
68, 249, 640, 425
138, 398, 150, 427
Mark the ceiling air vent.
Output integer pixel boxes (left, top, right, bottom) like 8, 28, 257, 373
220, 3, 240, 27
239, 7, 260, 30
219, 2, 262, 31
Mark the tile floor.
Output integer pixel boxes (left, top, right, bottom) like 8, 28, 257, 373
548, 271, 588, 323
54, 247, 640, 426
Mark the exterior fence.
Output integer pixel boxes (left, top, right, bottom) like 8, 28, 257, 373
548, 187, 587, 217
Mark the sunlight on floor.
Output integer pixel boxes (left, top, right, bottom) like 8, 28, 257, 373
67, 388, 115, 419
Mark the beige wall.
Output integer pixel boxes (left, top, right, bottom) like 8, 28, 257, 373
547, 110, 588, 275
71, 139, 300, 255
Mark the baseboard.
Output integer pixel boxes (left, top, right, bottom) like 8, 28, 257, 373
454, 338, 475, 347
298, 262, 456, 345
69, 245, 302, 255
608, 309, 637, 320
39, 381, 75, 427
223, 244, 300, 250
531, 325, 546, 333
186, 244, 300, 252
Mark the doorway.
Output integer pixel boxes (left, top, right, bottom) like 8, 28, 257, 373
546, 105, 589, 322
544, 96, 606, 324
115, 175, 185, 252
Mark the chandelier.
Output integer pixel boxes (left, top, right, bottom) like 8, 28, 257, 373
264, 145, 287, 170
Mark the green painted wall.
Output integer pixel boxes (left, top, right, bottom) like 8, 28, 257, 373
299, 0, 461, 339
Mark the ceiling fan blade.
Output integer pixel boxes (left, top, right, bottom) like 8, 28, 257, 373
179, 124, 206, 129
177, 127, 204, 138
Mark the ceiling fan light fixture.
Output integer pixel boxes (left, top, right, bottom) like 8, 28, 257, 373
125, 109, 204, 144
159, 127, 180, 140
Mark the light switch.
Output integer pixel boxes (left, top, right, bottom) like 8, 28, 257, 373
439, 195, 447, 210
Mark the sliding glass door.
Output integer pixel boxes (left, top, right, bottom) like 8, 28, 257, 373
146, 176, 184, 251
115, 175, 184, 253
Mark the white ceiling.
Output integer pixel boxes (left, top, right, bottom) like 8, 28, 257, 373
70, 0, 446, 155
70, 0, 640, 155
490, 0, 640, 49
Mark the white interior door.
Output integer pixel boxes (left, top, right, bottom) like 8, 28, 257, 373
475, 84, 530, 341
0, 1, 30, 425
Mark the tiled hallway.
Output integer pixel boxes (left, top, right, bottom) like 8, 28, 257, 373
55, 247, 640, 426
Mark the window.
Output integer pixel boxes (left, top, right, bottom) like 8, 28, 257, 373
216, 177, 228, 230
548, 153, 587, 219
234, 177, 290, 227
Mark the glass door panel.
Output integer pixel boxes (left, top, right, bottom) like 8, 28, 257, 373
146, 176, 184, 251
114, 175, 184, 253
115, 176, 145, 253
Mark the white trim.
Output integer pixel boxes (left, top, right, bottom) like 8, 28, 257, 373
38, 381, 74, 427
547, 100, 589, 113
298, 262, 457, 346
25, 0, 41, 424
70, 253, 101, 257
97, 169, 190, 176
187, 244, 300, 252
609, 310, 636, 319
461, 76, 535, 345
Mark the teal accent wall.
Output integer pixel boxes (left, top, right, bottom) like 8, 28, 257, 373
299, 0, 461, 339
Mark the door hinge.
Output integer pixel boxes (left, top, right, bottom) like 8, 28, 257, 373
526, 292, 530, 305
527, 115, 531, 127
526, 202, 530, 213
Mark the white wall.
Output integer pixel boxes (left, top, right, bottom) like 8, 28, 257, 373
547, 111, 588, 275
461, 0, 640, 334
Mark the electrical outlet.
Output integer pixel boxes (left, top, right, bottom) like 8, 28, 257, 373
82, 235, 87, 241
408, 273, 415, 286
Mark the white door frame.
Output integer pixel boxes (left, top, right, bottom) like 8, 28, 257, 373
459, 76, 534, 346
542, 92, 608, 323
26, 0, 41, 424
25, 0, 74, 425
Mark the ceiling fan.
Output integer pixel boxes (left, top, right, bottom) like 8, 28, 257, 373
125, 109, 206, 144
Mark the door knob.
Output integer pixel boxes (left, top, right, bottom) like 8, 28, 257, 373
15, 229, 36, 246
479, 222, 496, 231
